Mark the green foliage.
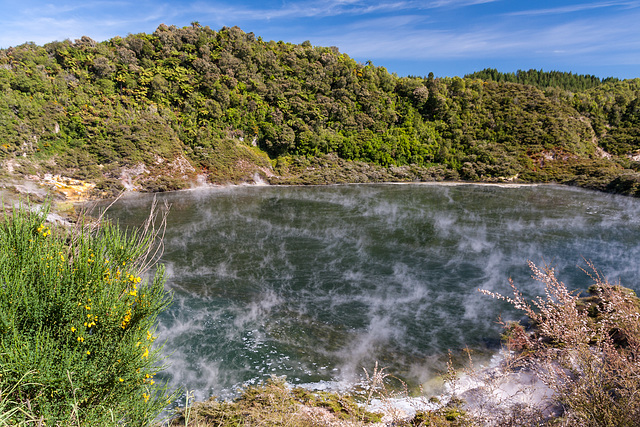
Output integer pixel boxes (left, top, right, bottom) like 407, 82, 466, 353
0, 203, 174, 425
1, 25, 640, 196
465, 68, 620, 91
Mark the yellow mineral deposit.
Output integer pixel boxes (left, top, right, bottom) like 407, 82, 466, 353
42, 174, 96, 202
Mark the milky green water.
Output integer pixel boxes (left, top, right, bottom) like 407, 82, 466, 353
101, 183, 640, 402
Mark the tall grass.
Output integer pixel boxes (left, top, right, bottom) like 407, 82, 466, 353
0, 202, 175, 426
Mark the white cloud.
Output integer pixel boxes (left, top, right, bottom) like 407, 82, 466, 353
189, 0, 414, 21
505, 0, 639, 16
425, 0, 499, 7
0, 1, 175, 46
313, 9, 640, 65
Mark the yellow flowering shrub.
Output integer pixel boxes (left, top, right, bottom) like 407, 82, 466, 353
0, 203, 175, 426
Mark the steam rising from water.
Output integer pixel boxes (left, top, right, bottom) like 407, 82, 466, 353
103, 184, 640, 402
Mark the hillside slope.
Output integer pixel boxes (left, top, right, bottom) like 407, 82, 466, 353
1, 24, 640, 199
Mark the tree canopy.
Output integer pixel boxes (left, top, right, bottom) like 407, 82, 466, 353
1, 25, 639, 196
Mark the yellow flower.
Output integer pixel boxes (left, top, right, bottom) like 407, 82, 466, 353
142, 347, 149, 359
71, 327, 76, 332
143, 392, 150, 403
119, 378, 124, 382
128, 274, 142, 284
86, 351, 91, 355
77, 336, 84, 342
121, 309, 132, 329
36, 224, 52, 237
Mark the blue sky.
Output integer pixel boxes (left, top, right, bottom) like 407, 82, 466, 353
1, 0, 639, 79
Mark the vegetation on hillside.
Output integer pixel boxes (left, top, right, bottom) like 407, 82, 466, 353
0, 24, 639, 197
465, 68, 620, 92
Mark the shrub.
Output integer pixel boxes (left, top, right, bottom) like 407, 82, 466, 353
482, 261, 640, 426
0, 202, 174, 425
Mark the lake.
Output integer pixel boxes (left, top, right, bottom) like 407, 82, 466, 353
99, 183, 640, 403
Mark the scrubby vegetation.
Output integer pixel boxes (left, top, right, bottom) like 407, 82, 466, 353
168, 377, 382, 427
0, 203, 174, 425
1, 24, 640, 196
167, 375, 474, 426
482, 261, 640, 426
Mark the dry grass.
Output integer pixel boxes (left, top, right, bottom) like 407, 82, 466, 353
166, 377, 382, 427
165, 373, 474, 427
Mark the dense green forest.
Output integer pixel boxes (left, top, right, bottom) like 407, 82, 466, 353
1, 24, 640, 197
465, 68, 621, 92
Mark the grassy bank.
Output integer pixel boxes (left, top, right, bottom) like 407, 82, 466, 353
166, 376, 473, 427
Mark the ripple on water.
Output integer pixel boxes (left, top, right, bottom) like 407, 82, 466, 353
98, 184, 640, 401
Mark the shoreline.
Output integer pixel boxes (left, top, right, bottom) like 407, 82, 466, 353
0, 175, 613, 231
1, 159, 632, 220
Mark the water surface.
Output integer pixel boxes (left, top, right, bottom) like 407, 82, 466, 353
100, 183, 640, 401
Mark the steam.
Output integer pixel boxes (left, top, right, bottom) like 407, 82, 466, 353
103, 183, 640, 400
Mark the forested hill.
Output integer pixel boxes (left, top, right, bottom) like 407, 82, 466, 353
465, 68, 620, 92
1, 24, 640, 198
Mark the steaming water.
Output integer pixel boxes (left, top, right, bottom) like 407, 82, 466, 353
100, 183, 640, 403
